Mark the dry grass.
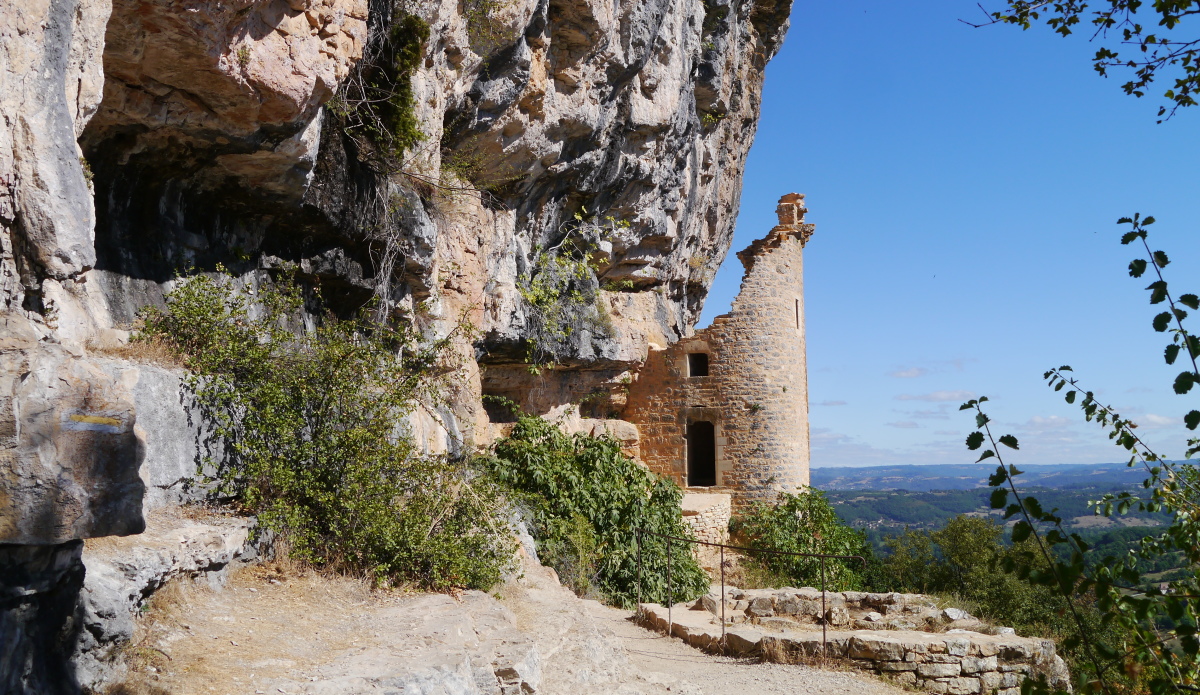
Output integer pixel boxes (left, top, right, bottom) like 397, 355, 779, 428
86, 332, 185, 368
715, 551, 794, 590
759, 636, 857, 670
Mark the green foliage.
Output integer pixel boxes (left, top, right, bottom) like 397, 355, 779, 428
330, 14, 429, 164
518, 209, 628, 370
462, 0, 518, 52
982, 1, 1200, 120
138, 269, 515, 591
731, 489, 869, 590
870, 516, 1117, 675
485, 413, 709, 608
958, 217, 1200, 694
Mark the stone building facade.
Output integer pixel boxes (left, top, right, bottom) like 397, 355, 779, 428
623, 194, 814, 508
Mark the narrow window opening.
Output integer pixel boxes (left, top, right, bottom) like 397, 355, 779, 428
795, 298, 801, 330
686, 421, 717, 487
687, 352, 709, 377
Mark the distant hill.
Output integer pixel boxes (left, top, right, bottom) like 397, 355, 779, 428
811, 462, 1146, 492
812, 463, 1168, 547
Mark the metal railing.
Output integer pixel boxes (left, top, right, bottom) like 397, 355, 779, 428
635, 528, 867, 660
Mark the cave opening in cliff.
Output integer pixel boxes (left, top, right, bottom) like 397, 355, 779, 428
686, 420, 717, 487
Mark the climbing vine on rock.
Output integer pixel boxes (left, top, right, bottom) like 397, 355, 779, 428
518, 210, 627, 371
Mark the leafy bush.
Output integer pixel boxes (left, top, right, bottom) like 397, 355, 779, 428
730, 489, 870, 591
485, 413, 709, 607
872, 517, 1077, 635
139, 269, 515, 590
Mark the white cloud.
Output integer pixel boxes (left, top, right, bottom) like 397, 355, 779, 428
1139, 413, 1177, 429
889, 367, 928, 378
895, 390, 975, 403
1023, 415, 1074, 431
905, 407, 951, 420
886, 421, 920, 429
817, 400, 848, 406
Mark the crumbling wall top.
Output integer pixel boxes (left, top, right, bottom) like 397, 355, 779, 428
736, 193, 816, 272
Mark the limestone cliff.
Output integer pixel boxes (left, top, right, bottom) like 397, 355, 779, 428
0, 0, 790, 690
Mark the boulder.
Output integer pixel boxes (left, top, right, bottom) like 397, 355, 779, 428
942, 607, 972, 622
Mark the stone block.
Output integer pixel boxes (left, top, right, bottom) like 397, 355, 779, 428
878, 661, 918, 672
848, 636, 906, 661
918, 662, 962, 678
960, 656, 998, 674
747, 597, 774, 617
944, 677, 982, 694
945, 638, 971, 657
724, 628, 764, 656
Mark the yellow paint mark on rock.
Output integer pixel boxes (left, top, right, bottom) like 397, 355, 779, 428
69, 414, 122, 426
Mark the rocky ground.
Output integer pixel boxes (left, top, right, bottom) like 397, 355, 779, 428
104, 549, 910, 695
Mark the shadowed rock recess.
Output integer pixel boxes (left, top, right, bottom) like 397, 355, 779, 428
1, 0, 790, 691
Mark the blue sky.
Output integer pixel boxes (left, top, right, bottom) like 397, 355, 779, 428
697, 1, 1200, 468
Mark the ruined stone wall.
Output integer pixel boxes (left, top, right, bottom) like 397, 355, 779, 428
624, 194, 813, 508
681, 493, 732, 547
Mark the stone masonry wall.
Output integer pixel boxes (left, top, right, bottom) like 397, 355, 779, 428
681, 493, 732, 547
624, 194, 813, 508
638, 590, 1072, 695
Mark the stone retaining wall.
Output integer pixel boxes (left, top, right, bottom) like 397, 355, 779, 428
681, 493, 731, 547
637, 592, 1072, 695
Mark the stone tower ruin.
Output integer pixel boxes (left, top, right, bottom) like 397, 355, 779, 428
623, 193, 814, 509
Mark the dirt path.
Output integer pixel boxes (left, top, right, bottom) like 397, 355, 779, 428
108, 558, 908, 695
584, 601, 911, 695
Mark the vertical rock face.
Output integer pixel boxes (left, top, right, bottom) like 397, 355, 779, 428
429, 0, 793, 355
0, 0, 109, 297
0, 0, 795, 547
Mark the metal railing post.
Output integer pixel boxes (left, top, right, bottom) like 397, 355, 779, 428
636, 528, 643, 608
719, 541, 726, 652
667, 535, 673, 637
820, 555, 827, 664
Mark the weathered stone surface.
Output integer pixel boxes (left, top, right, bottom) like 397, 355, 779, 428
0, 345, 145, 544
918, 663, 962, 678
71, 509, 267, 691
0, 541, 86, 695
0, 0, 108, 282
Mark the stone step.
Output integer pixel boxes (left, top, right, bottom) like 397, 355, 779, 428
634, 602, 1072, 695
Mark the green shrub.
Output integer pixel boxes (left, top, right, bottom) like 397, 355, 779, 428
138, 269, 515, 590
731, 489, 870, 591
485, 413, 709, 607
